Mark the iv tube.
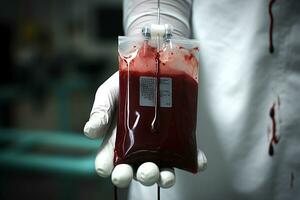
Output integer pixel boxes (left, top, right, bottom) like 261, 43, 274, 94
157, 0, 161, 24
151, 0, 161, 132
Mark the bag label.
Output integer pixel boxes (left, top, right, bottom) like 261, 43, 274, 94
139, 76, 172, 108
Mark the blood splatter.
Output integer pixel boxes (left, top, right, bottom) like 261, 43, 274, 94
268, 0, 276, 53
268, 102, 280, 156
184, 54, 194, 62
268, 142, 274, 156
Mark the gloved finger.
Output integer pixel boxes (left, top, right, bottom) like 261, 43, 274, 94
111, 164, 134, 188
84, 72, 119, 139
94, 117, 116, 177
158, 168, 176, 188
197, 149, 208, 172
136, 162, 160, 186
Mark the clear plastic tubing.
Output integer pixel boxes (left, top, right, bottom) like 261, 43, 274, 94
151, 0, 161, 133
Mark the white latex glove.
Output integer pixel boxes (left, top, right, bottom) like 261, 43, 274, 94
84, 72, 207, 188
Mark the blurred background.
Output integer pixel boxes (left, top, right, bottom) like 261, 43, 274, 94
0, 0, 123, 199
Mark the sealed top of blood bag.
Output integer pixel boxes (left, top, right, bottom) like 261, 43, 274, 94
119, 41, 199, 81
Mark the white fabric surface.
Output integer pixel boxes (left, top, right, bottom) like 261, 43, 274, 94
124, 0, 300, 199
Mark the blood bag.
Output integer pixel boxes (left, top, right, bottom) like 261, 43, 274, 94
114, 25, 200, 173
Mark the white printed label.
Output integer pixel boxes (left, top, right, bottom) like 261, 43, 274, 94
139, 76, 172, 108
159, 78, 172, 107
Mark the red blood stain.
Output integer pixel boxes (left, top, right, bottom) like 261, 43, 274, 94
184, 54, 194, 62
268, 142, 274, 156
268, 0, 276, 53
268, 102, 280, 156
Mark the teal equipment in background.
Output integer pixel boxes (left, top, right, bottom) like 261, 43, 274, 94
0, 129, 117, 200
0, 129, 101, 175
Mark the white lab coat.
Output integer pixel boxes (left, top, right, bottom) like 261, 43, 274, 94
125, 0, 300, 199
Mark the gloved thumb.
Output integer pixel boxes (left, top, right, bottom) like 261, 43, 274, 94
94, 116, 116, 177
84, 72, 119, 139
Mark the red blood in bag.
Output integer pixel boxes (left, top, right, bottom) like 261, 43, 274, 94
114, 43, 199, 173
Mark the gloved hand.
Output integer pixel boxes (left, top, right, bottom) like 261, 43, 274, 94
84, 72, 207, 188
